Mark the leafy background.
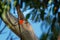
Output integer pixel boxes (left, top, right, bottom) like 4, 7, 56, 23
0, 0, 60, 40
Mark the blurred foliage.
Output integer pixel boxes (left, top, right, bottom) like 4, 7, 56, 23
0, 0, 60, 40
40, 33, 48, 40
58, 12, 60, 24
26, 13, 31, 20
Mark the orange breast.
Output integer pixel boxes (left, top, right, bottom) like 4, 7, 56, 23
19, 20, 24, 25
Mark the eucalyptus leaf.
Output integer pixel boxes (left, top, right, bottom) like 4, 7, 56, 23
26, 13, 30, 20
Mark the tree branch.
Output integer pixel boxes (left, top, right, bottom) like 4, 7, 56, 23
1, 6, 38, 40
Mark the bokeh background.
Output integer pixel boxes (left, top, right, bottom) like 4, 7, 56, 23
0, 0, 60, 40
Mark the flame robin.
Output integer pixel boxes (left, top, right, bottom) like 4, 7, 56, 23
19, 20, 24, 25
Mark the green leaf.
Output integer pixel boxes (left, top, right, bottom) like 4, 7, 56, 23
40, 10, 45, 20
26, 13, 30, 20
14, 1, 17, 7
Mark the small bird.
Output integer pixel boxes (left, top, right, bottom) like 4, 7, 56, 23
19, 20, 24, 25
